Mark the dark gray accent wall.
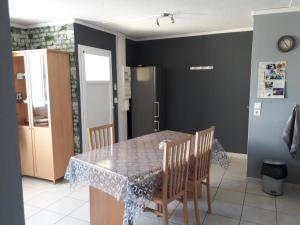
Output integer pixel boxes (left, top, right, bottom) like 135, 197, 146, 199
248, 12, 300, 184
73, 23, 119, 141
126, 39, 138, 66
0, 0, 25, 224
126, 32, 253, 154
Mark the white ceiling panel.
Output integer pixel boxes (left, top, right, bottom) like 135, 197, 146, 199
8, 0, 293, 39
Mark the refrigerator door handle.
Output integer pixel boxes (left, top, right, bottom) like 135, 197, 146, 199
154, 101, 159, 118
154, 120, 160, 132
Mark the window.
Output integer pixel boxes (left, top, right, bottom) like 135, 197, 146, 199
84, 53, 110, 81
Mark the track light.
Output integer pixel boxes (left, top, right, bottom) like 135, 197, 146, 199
171, 15, 175, 24
156, 13, 175, 27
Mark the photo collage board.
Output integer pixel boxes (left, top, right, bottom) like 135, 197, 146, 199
257, 61, 287, 98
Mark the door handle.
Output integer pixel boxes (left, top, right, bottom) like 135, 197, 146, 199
154, 120, 160, 132
154, 101, 159, 118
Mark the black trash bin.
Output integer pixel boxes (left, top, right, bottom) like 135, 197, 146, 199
261, 160, 287, 196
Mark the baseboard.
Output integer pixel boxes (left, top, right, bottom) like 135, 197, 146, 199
228, 152, 248, 159
247, 176, 300, 188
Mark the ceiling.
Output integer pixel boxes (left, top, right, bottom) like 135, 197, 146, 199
8, 0, 300, 39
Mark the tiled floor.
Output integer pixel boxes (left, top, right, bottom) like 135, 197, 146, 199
22, 155, 300, 225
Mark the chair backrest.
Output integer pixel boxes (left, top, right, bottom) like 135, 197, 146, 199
88, 124, 115, 151
163, 135, 192, 200
193, 126, 215, 181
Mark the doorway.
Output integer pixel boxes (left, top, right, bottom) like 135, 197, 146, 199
78, 45, 114, 152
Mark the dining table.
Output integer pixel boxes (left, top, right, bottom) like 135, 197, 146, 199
65, 130, 230, 225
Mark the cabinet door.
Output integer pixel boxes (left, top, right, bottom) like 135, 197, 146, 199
13, 53, 31, 127
27, 52, 50, 128
19, 126, 35, 176
33, 127, 54, 180
27, 52, 54, 180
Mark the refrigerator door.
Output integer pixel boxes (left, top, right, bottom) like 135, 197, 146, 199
153, 67, 165, 132
131, 67, 155, 137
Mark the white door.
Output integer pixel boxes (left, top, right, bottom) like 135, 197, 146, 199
78, 45, 114, 152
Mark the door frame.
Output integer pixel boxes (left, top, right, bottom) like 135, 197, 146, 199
78, 45, 114, 152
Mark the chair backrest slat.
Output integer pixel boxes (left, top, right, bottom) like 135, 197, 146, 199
163, 136, 191, 200
88, 124, 115, 151
194, 127, 215, 181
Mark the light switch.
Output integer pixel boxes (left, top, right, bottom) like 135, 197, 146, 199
254, 102, 261, 116
254, 102, 262, 109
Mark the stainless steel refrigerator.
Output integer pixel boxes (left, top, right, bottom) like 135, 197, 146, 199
131, 66, 165, 137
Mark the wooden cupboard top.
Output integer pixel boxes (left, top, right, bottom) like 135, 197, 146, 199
13, 49, 69, 55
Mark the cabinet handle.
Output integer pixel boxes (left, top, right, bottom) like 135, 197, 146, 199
154, 101, 159, 118
154, 120, 160, 132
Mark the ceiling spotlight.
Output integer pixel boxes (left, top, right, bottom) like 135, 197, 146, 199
171, 15, 175, 24
156, 13, 175, 27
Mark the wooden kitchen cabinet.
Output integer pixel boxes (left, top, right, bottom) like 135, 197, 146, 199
12, 49, 74, 182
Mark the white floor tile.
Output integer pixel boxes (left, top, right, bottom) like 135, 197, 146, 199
134, 215, 164, 225
239, 222, 260, 225
22, 177, 55, 191
24, 205, 41, 218
281, 184, 300, 200
241, 205, 276, 225
203, 214, 239, 225
46, 180, 75, 196
69, 202, 90, 222
211, 200, 242, 220
276, 198, 300, 216
68, 186, 89, 202
215, 189, 245, 205
246, 182, 270, 197
201, 186, 217, 201
223, 173, 247, 182
46, 197, 85, 215
169, 200, 206, 225
223, 165, 247, 181
209, 177, 223, 188
277, 212, 300, 225
25, 210, 64, 225
22, 186, 44, 202
244, 193, 275, 211
55, 216, 90, 225
220, 178, 247, 193
26, 191, 65, 208
143, 200, 179, 221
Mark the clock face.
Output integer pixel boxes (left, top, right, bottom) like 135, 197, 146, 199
278, 36, 295, 52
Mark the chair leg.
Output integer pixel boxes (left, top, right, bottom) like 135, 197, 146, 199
206, 177, 212, 214
194, 183, 201, 225
163, 203, 169, 225
183, 192, 189, 225
156, 203, 162, 216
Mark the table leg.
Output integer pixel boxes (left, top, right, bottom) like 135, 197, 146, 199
90, 187, 125, 225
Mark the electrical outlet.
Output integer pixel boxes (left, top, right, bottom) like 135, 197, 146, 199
254, 109, 261, 116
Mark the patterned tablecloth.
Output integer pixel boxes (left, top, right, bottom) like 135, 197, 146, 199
65, 130, 230, 225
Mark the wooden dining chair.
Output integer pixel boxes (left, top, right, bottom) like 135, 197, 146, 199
145, 135, 192, 225
87, 124, 115, 151
189, 126, 215, 225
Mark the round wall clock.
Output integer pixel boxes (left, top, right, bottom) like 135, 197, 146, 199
277, 35, 296, 52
